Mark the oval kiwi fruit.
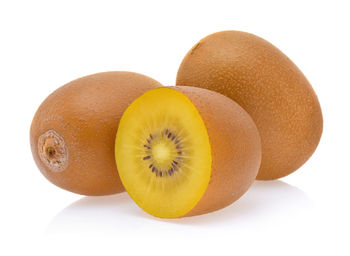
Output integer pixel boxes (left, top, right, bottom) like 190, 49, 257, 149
176, 30, 323, 180
30, 71, 162, 195
115, 86, 261, 218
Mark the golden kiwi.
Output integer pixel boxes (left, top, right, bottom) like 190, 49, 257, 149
176, 30, 323, 180
115, 86, 261, 218
30, 71, 162, 195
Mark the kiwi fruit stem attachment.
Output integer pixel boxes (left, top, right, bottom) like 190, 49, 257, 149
38, 129, 68, 172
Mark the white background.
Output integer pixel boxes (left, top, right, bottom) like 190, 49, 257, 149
1, 0, 349, 255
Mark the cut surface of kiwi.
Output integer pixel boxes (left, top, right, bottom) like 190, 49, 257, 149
115, 88, 212, 218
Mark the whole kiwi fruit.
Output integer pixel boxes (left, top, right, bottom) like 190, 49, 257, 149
30, 71, 162, 195
176, 30, 323, 180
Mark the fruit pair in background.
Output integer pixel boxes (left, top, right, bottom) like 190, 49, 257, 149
30, 31, 323, 218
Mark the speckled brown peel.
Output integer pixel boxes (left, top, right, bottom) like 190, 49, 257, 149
30, 71, 162, 195
176, 31, 323, 180
175, 87, 262, 216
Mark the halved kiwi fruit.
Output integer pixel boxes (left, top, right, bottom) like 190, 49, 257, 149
115, 86, 261, 218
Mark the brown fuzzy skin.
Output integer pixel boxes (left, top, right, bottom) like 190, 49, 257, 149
30, 71, 162, 195
176, 31, 323, 180
173, 86, 261, 216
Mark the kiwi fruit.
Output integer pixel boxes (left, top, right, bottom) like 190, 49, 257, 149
115, 86, 261, 218
30, 71, 162, 195
176, 30, 323, 180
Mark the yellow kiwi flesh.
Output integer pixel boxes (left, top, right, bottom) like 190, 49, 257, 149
115, 88, 212, 218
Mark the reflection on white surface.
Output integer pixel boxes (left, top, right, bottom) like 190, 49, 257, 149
46, 180, 312, 234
